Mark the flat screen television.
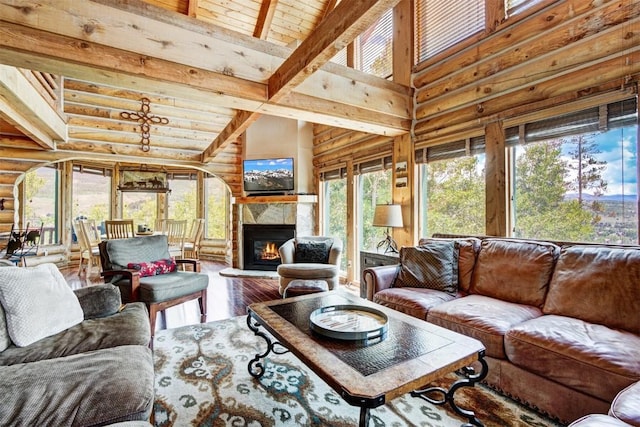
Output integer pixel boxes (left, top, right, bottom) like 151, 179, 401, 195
243, 157, 294, 194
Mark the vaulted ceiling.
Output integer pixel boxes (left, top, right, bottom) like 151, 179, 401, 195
0, 0, 411, 173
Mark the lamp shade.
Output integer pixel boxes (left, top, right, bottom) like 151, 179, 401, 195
372, 204, 403, 228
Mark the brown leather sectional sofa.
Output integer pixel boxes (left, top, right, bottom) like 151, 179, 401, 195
363, 236, 640, 425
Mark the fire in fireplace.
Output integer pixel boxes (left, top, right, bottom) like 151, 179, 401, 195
243, 224, 295, 271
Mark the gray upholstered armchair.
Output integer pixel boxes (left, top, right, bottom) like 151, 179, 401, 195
276, 236, 342, 295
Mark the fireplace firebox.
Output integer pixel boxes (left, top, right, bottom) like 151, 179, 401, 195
243, 224, 295, 271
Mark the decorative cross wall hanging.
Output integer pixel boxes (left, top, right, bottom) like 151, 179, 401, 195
120, 98, 169, 152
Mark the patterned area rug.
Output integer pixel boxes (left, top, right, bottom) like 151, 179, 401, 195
153, 316, 565, 427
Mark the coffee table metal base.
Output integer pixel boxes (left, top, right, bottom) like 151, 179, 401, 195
246, 313, 486, 427
411, 352, 488, 427
247, 315, 290, 378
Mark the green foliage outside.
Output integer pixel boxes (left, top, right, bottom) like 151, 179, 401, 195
205, 177, 228, 239
325, 179, 347, 270
425, 156, 485, 235
359, 170, 392, 251
514, 140, 594, 241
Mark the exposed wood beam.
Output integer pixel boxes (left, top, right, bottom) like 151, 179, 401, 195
0, 2, 410, 144
0, 65, 66, 149
268, 0, 402, 102
253, 0, 278, 40
187, 0, 199, 18
320, 0, 339, 19
202, 110, 260, 162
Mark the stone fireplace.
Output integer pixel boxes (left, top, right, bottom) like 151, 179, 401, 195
237, 196, 317, 270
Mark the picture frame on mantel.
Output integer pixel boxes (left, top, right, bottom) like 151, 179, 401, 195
119, 171, 169, 192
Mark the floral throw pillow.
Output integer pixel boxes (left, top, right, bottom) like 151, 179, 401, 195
127, 258, 177, 277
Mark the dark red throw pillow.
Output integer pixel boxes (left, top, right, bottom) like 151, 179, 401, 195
127, 258, 177, 277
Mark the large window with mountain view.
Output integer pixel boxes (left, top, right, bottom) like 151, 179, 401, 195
509, 98, 639, 244
72, 165, 111, 239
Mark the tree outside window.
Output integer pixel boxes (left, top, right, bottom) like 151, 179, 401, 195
72, 168, 110, 237
359, 169, 392, 251
323, 178, 347, 271
514, 126, 638, 244
421, 156, 486, 236
25, 167, 57, 243
205, 176, 228, 239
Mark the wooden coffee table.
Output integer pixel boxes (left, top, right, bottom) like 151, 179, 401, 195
246, 291, 488, 427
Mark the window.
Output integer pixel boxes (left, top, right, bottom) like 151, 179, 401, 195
505, 0, 543, 18
72, 165, 111, 238
168, 175, 197, 221
418, 155, 486, 237
204, 175, 228, 239
330, 48, 348, 66
509, 98, 638, 244
356, 8, 393, 78
415, 0, 485, 63
122, 193, 156, 229
321, 168, 348, 272
416, 137, 486, 237
24, 166, 59, 244
356, 158, 393, 251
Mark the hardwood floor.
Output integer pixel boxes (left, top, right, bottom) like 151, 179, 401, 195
61, 260, 359, 332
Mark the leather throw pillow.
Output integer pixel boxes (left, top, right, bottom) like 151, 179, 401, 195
394, 241, 459, 294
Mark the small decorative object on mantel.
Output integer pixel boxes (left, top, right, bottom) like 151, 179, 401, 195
120, 97, 169, 152
309, 304, 388, 342
118, 171, 170, 193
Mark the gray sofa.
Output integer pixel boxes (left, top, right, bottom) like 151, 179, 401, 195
0, 280, 154, 426
364, 236, 640, 424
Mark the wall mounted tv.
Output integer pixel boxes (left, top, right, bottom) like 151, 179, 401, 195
243, 157, 294, 194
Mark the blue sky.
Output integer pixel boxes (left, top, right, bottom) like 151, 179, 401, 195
244, 158, 293, 173
560, 126, 637, 196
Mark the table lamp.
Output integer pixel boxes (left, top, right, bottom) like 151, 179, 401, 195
372, 204, 403, 254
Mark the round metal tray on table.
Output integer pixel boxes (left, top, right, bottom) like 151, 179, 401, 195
309, 304, 388, 341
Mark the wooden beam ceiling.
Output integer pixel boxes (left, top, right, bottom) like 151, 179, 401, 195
0, 0, 411, 164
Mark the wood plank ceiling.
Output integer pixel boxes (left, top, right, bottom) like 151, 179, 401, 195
0, 0, 410, 172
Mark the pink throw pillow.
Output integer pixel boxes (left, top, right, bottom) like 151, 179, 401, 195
127, 258, 177, 277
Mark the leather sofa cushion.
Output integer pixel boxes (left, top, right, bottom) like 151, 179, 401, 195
544, 246, 640, 334
373, 287, 458, 320
427, 294, 542, 359
418, 237, 481, 293
470, 238, 559, 307
505, 315, 640, 403
610, 381, 640, 426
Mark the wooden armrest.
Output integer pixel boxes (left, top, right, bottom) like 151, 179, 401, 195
101, 269, 142, 301
176, 258, 201, 272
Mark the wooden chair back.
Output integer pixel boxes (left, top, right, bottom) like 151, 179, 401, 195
105, 219, 135, 239
167, 219, 188, 258
183, 218, 205, 259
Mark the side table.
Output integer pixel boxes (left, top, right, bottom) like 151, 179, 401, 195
359, 250, 399, 298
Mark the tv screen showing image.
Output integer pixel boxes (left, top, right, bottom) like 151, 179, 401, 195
243, 157, 294, 193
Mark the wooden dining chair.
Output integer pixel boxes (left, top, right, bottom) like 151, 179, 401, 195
166, 219, 188, 258
154, 218, 169, 234
183, 219, 205, 260
74, 219, 101, 277
105, 219, 135, 239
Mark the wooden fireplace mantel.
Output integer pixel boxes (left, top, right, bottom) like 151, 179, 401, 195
232, 194, 318, 204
